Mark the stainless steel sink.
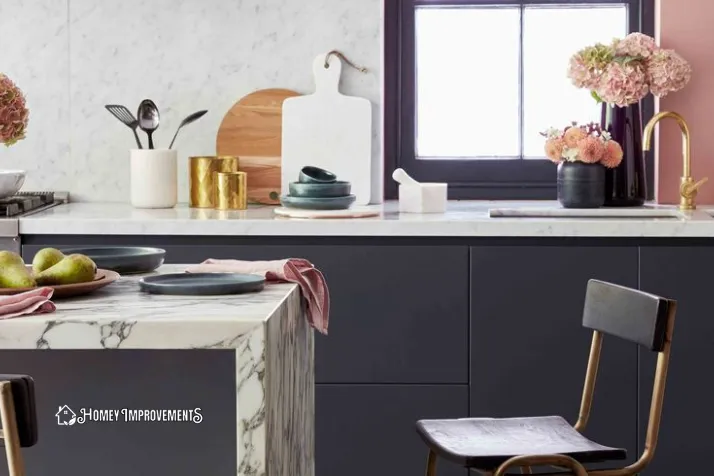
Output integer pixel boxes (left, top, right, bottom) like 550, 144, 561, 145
488, 207, 684, 219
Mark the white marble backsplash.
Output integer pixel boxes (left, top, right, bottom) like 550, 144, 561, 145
0, 0, 383, 203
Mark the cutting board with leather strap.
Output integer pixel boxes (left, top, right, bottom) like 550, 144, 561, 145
216, 88, 300, 205
281, 54, 372, 205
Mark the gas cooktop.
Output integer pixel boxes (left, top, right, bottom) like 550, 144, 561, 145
0, 192, 58, 218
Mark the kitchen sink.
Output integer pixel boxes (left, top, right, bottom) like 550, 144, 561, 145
488, 207, 685, 219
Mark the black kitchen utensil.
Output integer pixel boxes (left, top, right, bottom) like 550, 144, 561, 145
168, 110, 208, 149
137, 99, 160, 149
105, 105, 143, 149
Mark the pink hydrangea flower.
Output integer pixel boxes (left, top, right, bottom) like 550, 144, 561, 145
597, 62, 649, 107
0, 74, 29, 147
613, 33, 657, 58
647, 49, 692, 97
576, 137, 605, 164
601, 141, 624, 168
568, 56, 601, 90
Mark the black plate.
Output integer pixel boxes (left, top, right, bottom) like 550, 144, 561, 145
60, 247, 165, 275
139, 273, 265, 296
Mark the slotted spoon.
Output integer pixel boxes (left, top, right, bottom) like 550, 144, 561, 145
105, 105, 143, 149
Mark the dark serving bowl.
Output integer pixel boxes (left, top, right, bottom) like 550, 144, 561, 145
298, 166, 337, 184
59, 247, 166, 275
288, 181, 351, 198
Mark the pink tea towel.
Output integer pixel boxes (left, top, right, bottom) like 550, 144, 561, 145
185, 259, 330, 335
0, 287, 56, 320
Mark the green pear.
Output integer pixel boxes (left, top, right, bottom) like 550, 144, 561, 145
0, 251, 24, 268
36, 254, 97, 286
32, 248, 65, 274
0, 264, 36, 289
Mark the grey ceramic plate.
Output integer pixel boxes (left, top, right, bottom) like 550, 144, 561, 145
139, 273, 265, 296
288, 181, 351, 198
60, 247, 165, 275
280, 194, 356, 210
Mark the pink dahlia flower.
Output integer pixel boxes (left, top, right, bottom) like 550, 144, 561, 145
563, 127, 587, 148
0, 74, 29, 147
614, 33, 657, 58
601, 141, 624, 168
576, 137, 605, 164
647, 49, 692, 97
545, 138, 565, 163
597, 62, 649, 107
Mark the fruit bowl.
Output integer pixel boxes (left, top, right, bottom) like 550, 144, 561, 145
0, 268, 120, 299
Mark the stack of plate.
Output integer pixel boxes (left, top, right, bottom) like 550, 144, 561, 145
280, 166, 355, 210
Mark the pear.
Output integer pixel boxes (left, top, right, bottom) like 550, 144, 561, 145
0, 264, 36, 289
32, 248, 65, 274
0, 251, 24, 268
35, 254, 97, 286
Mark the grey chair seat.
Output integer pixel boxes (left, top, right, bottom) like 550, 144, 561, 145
416, 415, 627, 469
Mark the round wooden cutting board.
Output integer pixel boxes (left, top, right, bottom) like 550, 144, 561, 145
216, 88, 301, 205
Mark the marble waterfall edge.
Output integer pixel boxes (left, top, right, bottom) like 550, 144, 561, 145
236, 289, 314, 476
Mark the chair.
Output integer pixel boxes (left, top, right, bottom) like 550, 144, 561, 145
0, 375, 38, 476
416, 279, 676, 476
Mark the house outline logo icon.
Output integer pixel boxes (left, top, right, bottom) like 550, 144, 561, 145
55, 405, 77, 426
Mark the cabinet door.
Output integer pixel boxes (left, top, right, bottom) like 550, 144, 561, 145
470, 246, 639, 465
0, 349, 236, 476
24, 243, 469, 385
639, 246, 714, 476
316, 385, 467, 476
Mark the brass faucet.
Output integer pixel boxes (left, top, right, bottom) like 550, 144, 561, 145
643, 111, 708, 211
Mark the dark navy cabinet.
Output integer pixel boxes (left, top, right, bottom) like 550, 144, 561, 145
20, 236, 713, 475
639, 246, 714, 476
470, 246, 640, 466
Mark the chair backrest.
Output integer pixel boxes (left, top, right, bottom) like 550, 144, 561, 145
576, 279, 676, 476
582, 279, 672, 352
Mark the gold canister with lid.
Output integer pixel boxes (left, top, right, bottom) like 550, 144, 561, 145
214, 171, 247, 210
189, 156, 240, 208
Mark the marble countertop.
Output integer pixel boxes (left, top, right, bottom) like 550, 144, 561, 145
17, 201, 714, 237
0, 265, 298, 350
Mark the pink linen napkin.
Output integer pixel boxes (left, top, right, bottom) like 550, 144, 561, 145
185, 259, 330, 335
0, 287, 56, 320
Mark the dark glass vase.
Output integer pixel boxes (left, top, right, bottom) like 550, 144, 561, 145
557, 161, 605, 209
600, 102, 646, 207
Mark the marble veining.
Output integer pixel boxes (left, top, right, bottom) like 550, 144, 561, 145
17, 201, 714, 237
0, 264, 313, 476
2, 0, 382, 204
0, 265, 298, 350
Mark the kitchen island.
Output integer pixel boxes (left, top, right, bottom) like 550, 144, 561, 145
12, 201, 714, 476
0, 265, 314, 476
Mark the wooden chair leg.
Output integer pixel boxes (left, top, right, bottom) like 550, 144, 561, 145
0, 381, 26, 476
426, 450, 437, 476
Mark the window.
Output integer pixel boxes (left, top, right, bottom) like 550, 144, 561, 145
384, 0, 655, 199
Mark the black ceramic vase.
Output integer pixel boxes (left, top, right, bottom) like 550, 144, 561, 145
557, 161, 605, 209
600, 102, 647, 206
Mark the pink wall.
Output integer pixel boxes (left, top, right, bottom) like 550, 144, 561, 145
656, 0, 714, 204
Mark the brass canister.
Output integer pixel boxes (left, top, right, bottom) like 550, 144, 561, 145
189, 157, 219, 208
214, 172, 247, 210
216, 156, 240, 174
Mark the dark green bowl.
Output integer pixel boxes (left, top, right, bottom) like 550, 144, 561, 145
298, 166, 337, 184
288, 181, 351, 198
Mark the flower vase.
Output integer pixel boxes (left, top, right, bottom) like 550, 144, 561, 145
557, 161, 605, 209
600, 102, 646, 206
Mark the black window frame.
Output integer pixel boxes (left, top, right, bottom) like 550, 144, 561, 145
384, 0, 656, 200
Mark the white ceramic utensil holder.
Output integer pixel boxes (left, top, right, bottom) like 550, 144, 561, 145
130, 149, 178, 209
398, 184, 448, 214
